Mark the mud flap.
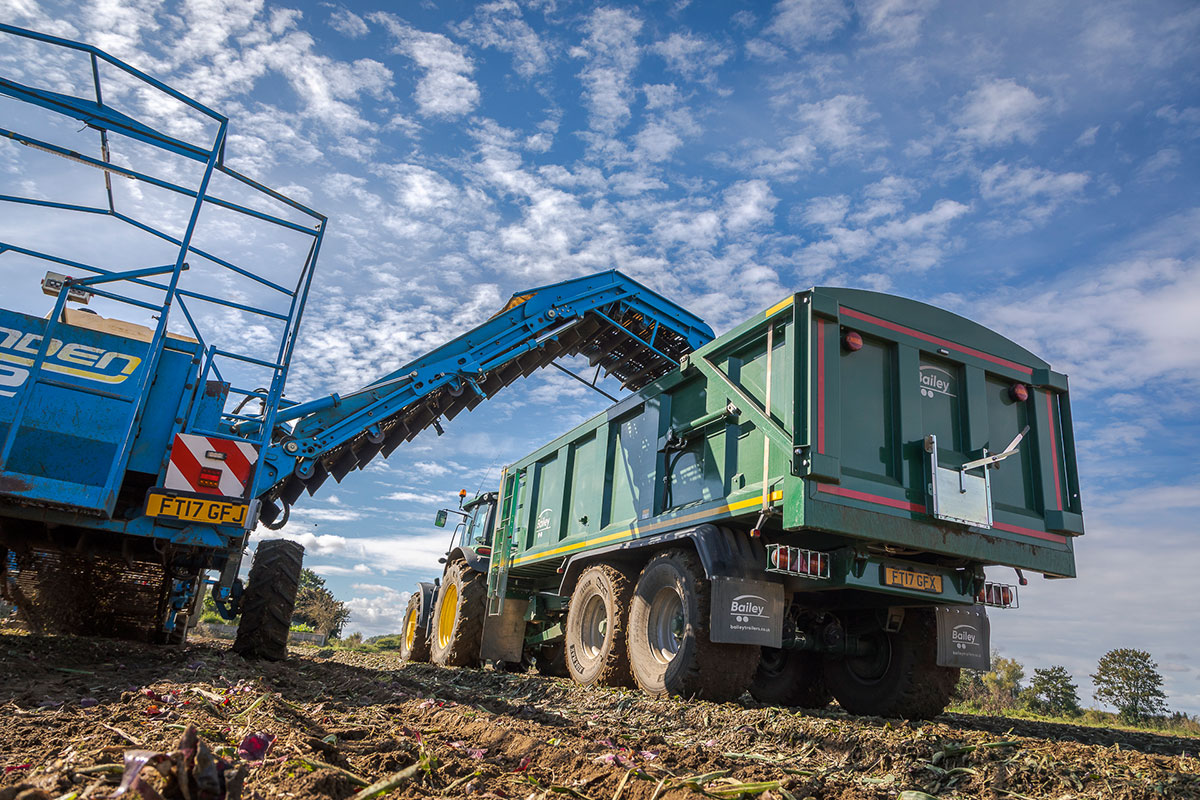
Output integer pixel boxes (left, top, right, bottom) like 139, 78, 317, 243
480, 596, 528, 663
935, 605, 991, 670
708, 576, 783, 647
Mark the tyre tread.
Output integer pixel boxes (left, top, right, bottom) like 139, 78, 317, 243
233, 540, 304, 661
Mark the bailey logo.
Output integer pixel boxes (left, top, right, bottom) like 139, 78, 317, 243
952, 623, 980, 651
730, 594, 767, 623
534, 508, 554, 536
919, 364, 956, 399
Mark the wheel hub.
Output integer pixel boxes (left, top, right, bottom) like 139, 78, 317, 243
437, 583, 458, 649
646, 586, 684, 665
579, 594, 609, 658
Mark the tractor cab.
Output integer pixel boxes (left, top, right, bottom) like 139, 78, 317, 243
435, 491, 498, 560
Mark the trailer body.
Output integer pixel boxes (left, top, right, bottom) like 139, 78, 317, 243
403, 287, 1084, 715
489, 288, 1081, 607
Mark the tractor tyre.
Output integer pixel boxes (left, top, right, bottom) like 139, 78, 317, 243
822, 607, 959, 720
430, 561, 486, 667
401, 592, 431, 663
626, 549, 760, 702
232, 540, 304, 661
750, 648, 831, 708
565, 563, 635, 687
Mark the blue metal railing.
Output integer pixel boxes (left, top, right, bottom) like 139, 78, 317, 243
0, 23, 325, 515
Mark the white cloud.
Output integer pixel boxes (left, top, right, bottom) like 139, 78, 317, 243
956, 78, 1048, 146
802, 195, 851, 227
1138, 148, 1181, 180
767, 0, 852, 49
976, 209, 1200, 395
328, 8, 368, 38
723, 180, 778, 233
795, 94, 881, 153
651, 31, 730, 82
455, 0, 551, 79
876, 198, 970, 240
977, 162, 1089, 227
575, 7, 643, 135
854, 0, 938, 47
373, 13, 480, 118
383, 490, 443, 503
1074, 125, 1100, 147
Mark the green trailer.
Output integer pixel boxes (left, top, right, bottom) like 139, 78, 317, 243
408, 287, 1083, 719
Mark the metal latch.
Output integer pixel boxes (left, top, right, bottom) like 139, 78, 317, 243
925, 426, 1028, 527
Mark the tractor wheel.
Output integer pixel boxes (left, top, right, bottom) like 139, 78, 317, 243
626, 549, 759, 702
822, 607, 959, 720
233, 540, 304, 661
750, 648, 831, 708
430, 561, 486, 667
565, 564, 635, 687
401, 592, 431, 663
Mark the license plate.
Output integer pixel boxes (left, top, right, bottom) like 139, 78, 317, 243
146, 492, 248, 526
883, 566, 943, 594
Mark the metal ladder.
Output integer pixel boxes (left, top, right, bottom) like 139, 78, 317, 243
487, 468, 522, 616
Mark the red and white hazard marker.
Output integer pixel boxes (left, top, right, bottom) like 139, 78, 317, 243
164, 433, 258, 498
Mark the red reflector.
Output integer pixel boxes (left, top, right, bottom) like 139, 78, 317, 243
198, 467, 222, 488
842, 330, 863, 351
1009, 383, 1029, 402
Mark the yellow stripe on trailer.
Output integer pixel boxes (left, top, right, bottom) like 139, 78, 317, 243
508, 490, 783, 567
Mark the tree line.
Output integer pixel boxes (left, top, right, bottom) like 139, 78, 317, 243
954, 647, 1192, 728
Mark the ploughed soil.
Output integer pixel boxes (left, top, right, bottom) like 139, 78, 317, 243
1, 631, 1196, 800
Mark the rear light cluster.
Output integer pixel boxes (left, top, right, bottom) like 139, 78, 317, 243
977, 581, 1018, 608
765, 544, 831, 579
198, 467, 222, 489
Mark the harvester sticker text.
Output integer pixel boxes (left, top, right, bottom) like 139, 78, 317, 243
0, 326, 142, 396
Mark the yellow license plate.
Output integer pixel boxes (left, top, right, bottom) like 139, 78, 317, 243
146, 492, 248, 526
883, 566, 943, 594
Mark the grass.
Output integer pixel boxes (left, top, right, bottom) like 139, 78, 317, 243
947, 703, 1200, 739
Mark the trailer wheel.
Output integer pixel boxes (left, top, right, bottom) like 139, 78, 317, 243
536, 642, 571, 677
565, 564, 635, 687
232, 540, 304, 661
430, 561, 486, 667
401, 592, 431, 663
750, 648, 831, 708
822, 608, 958, 719
627, 549, 759, 702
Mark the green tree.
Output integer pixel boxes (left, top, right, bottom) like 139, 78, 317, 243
292, 569, 350, 638
1027, 665, 1081, 716
981, 655, 1025, 711
1092, 648, 1169, 724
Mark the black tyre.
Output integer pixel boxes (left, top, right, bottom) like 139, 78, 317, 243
430, 561, 486, 667
401, 592, 431, 663
627, 549, 759, 702
822, 607, 959, 720
565, 564, 635, 687
233, 540, 304, 661
536, 641, 571, 677
751, 647, 831, 708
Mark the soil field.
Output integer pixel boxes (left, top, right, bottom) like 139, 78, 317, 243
1, 632, 1196, 800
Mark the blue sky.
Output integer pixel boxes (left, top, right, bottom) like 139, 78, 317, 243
1, 0, 1197, 714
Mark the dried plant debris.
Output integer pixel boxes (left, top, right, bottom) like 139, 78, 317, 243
111, 724, 248, 800
1, 631, 1196, 800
